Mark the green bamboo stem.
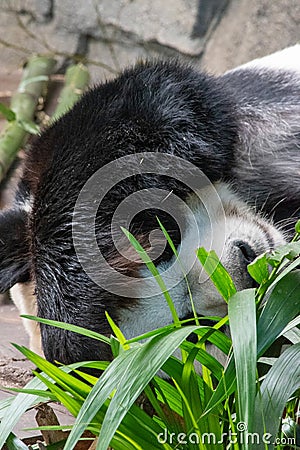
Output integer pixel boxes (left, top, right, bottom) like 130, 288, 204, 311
51, 63, 90, 121
0, 55, 56, 182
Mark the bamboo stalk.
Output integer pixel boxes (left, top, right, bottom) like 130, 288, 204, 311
51, 63, 90, 121
0, 55, 56, 182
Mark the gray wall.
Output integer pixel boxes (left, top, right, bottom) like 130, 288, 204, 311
1, 0, 300, 80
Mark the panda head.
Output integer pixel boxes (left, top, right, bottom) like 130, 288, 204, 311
0, 60, 288, 365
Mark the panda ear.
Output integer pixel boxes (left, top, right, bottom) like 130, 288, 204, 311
0, 208, 30, 293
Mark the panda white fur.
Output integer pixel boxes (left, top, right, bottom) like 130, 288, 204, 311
0, 46, 300, 365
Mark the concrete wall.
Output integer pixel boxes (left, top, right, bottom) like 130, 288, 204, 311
1, 0, 299, 81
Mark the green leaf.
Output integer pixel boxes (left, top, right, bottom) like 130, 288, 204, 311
180, 347, 204, 450
157, 217, 199, 324
197, 248, 236, 302
153, 377, 183, 417
247, 253, 269, 284
172, 378, 202, 445
266, 256, 300, 294
229, 289, 257, 442
253, 343, 300, 449
192, 326, 232, 355
0, 375, 51, 448
63, 326, 198, 450
21, 315, 110, 345
34, 371, 82, 417
105, 311, 129, 350
267, 241, 300, 263
257, 271, 300, 356
181, 342, 224, 381
3, 387, 56, 400
295, 219, 300, 235
5, 432, 29, 450
0, 397, 14, 420
284, 323, 300, 344
121, 227, 180, 325
0, 103, 16, 121
14, 345, 91, 400
202, 357, 236, 418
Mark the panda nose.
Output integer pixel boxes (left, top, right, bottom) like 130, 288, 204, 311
234, 240, 257, 264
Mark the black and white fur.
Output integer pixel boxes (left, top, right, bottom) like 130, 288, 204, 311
0, 46, 299, 365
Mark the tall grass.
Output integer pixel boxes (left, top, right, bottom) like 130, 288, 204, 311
0, 223, 300, 449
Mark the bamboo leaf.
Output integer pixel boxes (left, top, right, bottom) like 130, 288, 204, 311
197, 248, 236, 302
21, 315, 110, 345
0, 375, 52, 448
63, 326, 198, 450
268, 241, 300, 263
121, 227, 180, 325
253, 343, 300, 449
247, 254, 269, 284
5, 432, 29, 450
229, 289, 257, 443
14, 345, 91, 399
257, 271, 300, 356
0, 103, 16, 121
105, 311, 129, 350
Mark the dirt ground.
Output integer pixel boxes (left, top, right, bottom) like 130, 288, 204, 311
0, 301, 76, 439
0, 302, 38, 438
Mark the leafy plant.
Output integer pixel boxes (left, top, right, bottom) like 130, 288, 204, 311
0, 223, 300, 449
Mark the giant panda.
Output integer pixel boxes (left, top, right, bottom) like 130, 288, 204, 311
0, 46, 299, 365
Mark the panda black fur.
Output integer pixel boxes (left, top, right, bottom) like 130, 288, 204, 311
0, 46, 300, 366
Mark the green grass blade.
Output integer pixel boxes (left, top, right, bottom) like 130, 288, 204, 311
64, 361, 110, 371
0, 374, 54, 448
197, 248, 236, 302
172, 378, 205, 450
253, 343, 300, 449
180, 347, 203, 450
97, 326, 200, 450
5, 432, 29, 450
228, 289, 257, 444
157, 217, 199, 324
33, 371, 82, 417
21, 315, 110, 344
266, 256, 300, 294
181, 342, 224, 381
63, 326, 198, 450
105, 311, 129, 349
3, 387, 56, 400
192, 324, 232, 355
257, 271, 300, 356
121, 227, 180, 325
247, 253, 269, 285
14, 345, 91, 399
202, 357, 236, 417
153, 376, 183, 417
